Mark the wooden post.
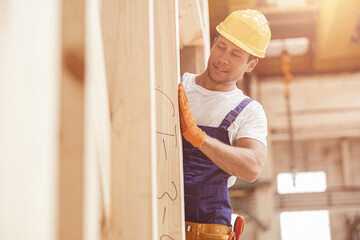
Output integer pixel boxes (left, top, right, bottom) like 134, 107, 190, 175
0, 1, 60, 239
58, 0, 86, 239
340, 139, 352, 187
154, 0, 185, 239
255, 142, 276, 239
101, 1, 158, 239
179, 0, 210, 75
84, 0, 111, 239
180, 46, 206, 75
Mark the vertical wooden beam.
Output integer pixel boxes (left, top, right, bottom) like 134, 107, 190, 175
255, 162, 276, 239
340, 139, 352, 187
101, 1, 158, 239
248, 74, 260, 100
179, 0, 210, 50
199, 0, 211, 60
180, 46, 206, 75
179, 0, 210, 75
0, 1, 60, 239
58, 0, 85, 239
227, 0, 255, 12
154, 0, 185, 239
84, 0, 111, 239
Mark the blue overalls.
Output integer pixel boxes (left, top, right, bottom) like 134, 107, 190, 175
182, 96, 253, 227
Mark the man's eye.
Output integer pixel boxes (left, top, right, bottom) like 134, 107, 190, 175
218, 45, 225, 49
233, 53, 241, 58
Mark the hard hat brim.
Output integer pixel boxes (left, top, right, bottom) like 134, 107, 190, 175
216, 24, 266, 58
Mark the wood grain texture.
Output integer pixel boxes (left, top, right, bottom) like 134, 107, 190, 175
180, 46, 206, 75
154, 0, 185, 239
179, 0, 210, 74
101, 1, 157, 239
179, 0, 210, 50
58, 0, 85, 239
84, 0, 111, 239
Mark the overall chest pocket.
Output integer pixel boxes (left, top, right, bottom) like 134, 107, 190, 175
187, 148, 212, 171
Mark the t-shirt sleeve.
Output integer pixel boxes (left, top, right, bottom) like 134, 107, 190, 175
181, 72, 191, 87
228, 176, 237, 188
235, 102, 268, 148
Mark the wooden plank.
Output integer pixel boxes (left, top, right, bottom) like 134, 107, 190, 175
154, 0, 185, 239
340, 139, 352, 187
58, 0, 85, 239
271, 138, 342, 175
350, 139, 360, 186
101, 1, 157, 239
180, 46, 206, 75
179, 0, 202, 47
228, 0, 255, 12
316, 0, 360, 59
179, 0, 210, 51
259, 72, 360, 140
0, 1, 60, 239
208, 0, 229, 43
84, 0, 111, 239
179, 0, 210, 74
200, 0, 211, 60
275, 189, 360, 211
270, 128, 360, 141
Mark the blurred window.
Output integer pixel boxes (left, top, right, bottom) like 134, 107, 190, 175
277, 171, 327, 194
280, 210, 331, 240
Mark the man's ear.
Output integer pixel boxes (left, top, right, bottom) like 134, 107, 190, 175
245, 58, 259, 73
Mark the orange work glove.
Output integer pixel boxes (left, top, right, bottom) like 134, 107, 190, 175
178, 83, 207, 147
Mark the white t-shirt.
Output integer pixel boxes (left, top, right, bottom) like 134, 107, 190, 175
182, 72, 268, 187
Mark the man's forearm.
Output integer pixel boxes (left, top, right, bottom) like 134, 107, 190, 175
198, 135, 265, 182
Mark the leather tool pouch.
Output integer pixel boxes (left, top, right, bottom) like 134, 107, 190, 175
198, 232, 229, 240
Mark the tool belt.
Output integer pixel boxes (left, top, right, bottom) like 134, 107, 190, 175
185, 221, 236, 240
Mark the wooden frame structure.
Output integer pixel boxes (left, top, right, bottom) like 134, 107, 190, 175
0, 0, 209, 240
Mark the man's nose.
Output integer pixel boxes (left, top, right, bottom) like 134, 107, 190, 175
218, 51, 230, 65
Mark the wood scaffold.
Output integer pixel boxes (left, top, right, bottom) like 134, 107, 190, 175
281, 51, 297, 186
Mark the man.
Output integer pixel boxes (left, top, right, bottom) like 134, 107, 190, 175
178, 9, 271, 240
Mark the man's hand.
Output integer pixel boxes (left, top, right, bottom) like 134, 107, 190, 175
178, 83, 206, 147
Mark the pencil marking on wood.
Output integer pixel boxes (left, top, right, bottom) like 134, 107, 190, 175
156, 131, 175, 137
156, 88, 175, 117
175, 124, 178, 148
157, 181, 178, 201
162, 207, 166, 224
162, 139, 167, 161
160, 235, 174, 240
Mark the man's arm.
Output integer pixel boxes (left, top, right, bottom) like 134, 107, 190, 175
199, 136, 266, 182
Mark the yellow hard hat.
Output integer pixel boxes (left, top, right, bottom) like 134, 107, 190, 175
216, 9, 271, 58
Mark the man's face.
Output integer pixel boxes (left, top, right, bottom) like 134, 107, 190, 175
207, 35, 258, 86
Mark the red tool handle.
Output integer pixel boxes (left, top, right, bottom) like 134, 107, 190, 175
234, 216, 245, 240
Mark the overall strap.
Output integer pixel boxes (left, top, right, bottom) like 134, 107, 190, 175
180, 75, 183, 83
219, 98, 253, 130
